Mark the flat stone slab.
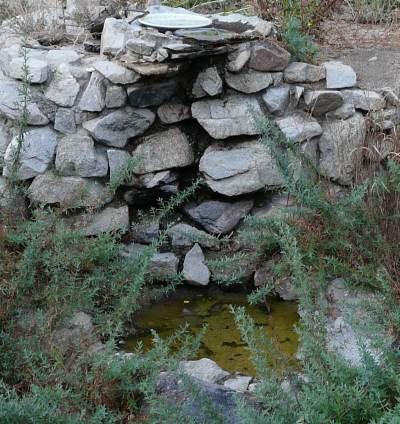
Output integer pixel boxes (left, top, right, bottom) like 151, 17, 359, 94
133, 128, 194, 174
192, 94, 263, 139
83, 107, 155, 148
199, 141, 283, 196
184, 199, 254, 234
28, 172, 113, 208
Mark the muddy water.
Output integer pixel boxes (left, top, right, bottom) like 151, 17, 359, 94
124, 288, 299, 375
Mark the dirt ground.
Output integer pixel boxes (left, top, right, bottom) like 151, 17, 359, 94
317, 6, 400, 90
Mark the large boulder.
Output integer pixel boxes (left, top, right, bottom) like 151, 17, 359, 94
28, 172, 113, 208
183, 243, 210, 287
225, 69, 273, 94
55, 134, 108, 177
199, 141, 282, 196
276, 112, 323, 142
3, 127, 58, 180
319, 113, 366, 185
248, 41, 290, 72
133, 128, 194, 174
0, 81, 49, 125
184, 199, 254, 234
83, 107, 155, 148
191, 95, 264, 139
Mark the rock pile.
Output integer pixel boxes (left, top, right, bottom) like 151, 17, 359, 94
0, 6, 399, 288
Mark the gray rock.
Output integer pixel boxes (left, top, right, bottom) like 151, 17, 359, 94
180, 358, 229, 384
93, 60, 140, 84
67, 205, 130, 236
121, 243, 179, 279
168, 223, 219, 250
0, 176, 27, 224
262, 85, 290, 115
191, 94, 263, 139
79, 71, 106, 112
127, 79, 179, 108
100, 17, 138, 56
276, 112, 323, 142
0, 81, 48, 125
8, 57, 48, 84
45, 49, 82, 70
133, 128, 194, 174
303, 90, 344, 116
54, 108, 77, 134
149, 252, 180, 279
319, 113, 366, 185
55, 134, 108, 177
225, 69, 273, 93
45, 68, 80, 107
223, 376, 252, 392
157, 102, 191, 124
226, 44, 251, 73
379, 87, 400, 107
0, 123, 11, 167
183, 243, 210, 286
323, 278, 383, 367
283, 62, 325, 83
105, 85, 127, 109
326, 102, 355, 120
199, 141, 282, 196
211, 13, 273, 37
184, 199, 253, 234
342, 89, 386, 111
323, 61, 357, 89
3, 127, 57, 180
126, 37, 156, 56
253, 193, 296, 220
249, 41, 290, 72
369, 108, 400, 130
83, 107, 155, 148
135, 170, 178, 189
132, 217, 160, 244
28, 172, 113, 208
192, 66, 223, 98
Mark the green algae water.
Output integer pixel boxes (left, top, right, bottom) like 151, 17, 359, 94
124, 288, 299, 375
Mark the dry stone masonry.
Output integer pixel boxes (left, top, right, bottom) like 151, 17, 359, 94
0, 6, 399, 291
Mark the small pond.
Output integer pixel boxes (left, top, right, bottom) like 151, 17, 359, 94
123, 288, 299, 375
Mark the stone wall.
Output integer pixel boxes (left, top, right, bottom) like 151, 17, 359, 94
0, 9, 399, 287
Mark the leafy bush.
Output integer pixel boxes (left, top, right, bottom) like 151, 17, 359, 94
282, 17, 318, 62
